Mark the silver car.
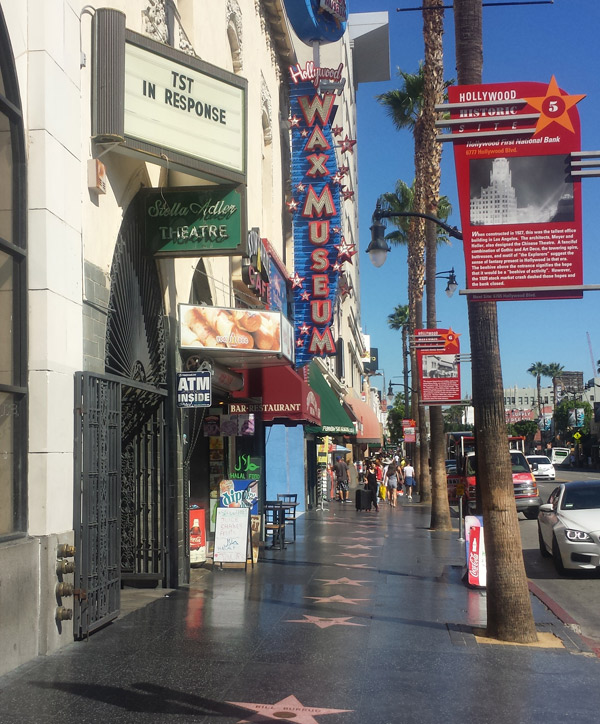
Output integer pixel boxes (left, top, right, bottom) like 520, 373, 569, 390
526, 454, 556, 481
538, 481, 600, 574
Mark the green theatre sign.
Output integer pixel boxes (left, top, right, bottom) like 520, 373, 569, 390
143, 185, 246, 256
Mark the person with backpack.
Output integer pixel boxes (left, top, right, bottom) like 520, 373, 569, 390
385, 461, 400, 507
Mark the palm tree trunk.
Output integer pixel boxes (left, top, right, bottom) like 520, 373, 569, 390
455, 0, 537, 643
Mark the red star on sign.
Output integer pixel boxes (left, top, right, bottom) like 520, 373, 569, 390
300, 290, 310, 301
296, 182, 306, 193
287, 198, 299, 212
300, 128, 310, 138
341, 188, 355, 201
331, 226, 342, 235
338, 164, 349, 176
338, 135, 357, 154
331, 172, 344, 185
296, 337, 305, 348
439, 327, 461, 350
332, 262, 342, 272
334, 238, 358, 264
331, 125, 344, 136
289, 115, 301, 128
290, 272, 304, 288
523, 75, 585, 136
298, 322, 310, 335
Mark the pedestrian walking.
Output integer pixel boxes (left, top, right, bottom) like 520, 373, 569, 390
334, 456, 349, 503
384, 460, 400, 507
365, 461, 379, 512
403, 460, 416, 501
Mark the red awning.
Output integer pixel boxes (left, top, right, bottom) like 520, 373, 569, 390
231, 366, 321, 425
343, 394, 383, 444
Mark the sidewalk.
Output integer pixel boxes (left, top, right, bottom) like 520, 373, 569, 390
1, 498, 600, 724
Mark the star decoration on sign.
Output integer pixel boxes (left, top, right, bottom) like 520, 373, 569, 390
338, 164, 349, 177
332, 261, 342, 272
285, 615, 365, 629
331, 172, 345, 185
334, 238, 358, 264
331, 226, 342, 235
290, 272, 305, 289
296, 182, 306, 193
440, 327, 461, 352
300, 290, 310, 301
339, 135, 357, 154
287, 198, 299, 212
523, 75, 585, 136
227, 694, 353, 723
298, 322, 310, 335
296, 337, 305, 348
300, 128, 310, 138
331, 125, 344, 136
289, 115, 301, 128
341, 188, 355, 201
305, 594, 368, 605
316, 577, 371, 586
337, 276, 352, 299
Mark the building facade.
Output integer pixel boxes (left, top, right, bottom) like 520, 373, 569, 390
0, 0, 387, 676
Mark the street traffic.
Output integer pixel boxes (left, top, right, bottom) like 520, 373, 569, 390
519, 468, 600, 645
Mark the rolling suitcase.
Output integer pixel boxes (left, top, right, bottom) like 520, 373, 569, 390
355, 487, 372, 511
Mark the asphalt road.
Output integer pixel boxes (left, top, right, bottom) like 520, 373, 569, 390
519, 467, 600, 644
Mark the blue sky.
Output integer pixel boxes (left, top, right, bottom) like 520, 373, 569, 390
349, 0, 600, 397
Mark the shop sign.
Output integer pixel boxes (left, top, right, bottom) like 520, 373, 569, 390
416, 329, 462, 405
177, 371, 211, 408
289, 61, 356, 367
283, 0, 347, 44
179, 305, 293, 363
124, 39, 245, 176
144, 186, 245, 256
241, 228, 270, 304
448, 77, 585, 301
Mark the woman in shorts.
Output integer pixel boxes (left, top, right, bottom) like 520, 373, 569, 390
385, 462, 400, 507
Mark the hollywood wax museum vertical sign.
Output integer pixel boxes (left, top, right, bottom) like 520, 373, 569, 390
288, 61, 357, 367
448, 77, 585, 301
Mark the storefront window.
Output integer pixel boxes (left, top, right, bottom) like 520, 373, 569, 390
0, 8, 27, 537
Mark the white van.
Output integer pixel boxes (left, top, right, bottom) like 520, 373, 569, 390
550, 447, 571, 466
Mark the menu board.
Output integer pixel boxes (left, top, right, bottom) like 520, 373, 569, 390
213, 508, 250, 563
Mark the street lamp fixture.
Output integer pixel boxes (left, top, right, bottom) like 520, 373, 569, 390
366, 201, 463, 269
436, 268, 459, 298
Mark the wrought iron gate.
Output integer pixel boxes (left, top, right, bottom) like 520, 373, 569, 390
74, 372, 168, 640
74, 372, 121, 640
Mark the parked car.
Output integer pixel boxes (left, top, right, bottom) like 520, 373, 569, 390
445, 459, 457, 475
447, 450, 541, 518
526, 455, 556, 481
538, 481, 600, 574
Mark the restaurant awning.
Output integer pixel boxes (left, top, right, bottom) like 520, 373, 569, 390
344, 394, 383, 445
230, 365, 321, 425
305, 364, 355, 436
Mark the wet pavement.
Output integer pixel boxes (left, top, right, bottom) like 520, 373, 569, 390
2, 496, 600, 724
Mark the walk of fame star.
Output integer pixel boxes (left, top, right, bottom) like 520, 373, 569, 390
227, 694, 352, 723
341, 544, 376, 550
334, 552, 375, 558
316, 577, 371, 586
305, 594, 368, 604
284, 614, 365, 629
334, 562, 374, 569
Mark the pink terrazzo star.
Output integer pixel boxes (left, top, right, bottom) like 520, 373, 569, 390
228, 694, 352, 723
284, 614, 365, 629
316, 577, 371, 586
305, 594, 368, 605
341, 544, 376, 550
334, 563, 374, 569
334, 553, 375, 559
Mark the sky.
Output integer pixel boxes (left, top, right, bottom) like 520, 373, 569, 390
347, 0, 600, 398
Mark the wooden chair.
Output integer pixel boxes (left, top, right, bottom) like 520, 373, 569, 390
264, 500, 286, 550
277, 493, 298, 541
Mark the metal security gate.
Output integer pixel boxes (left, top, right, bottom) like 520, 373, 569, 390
74, 372, 168, 640
74, 372, 122, 639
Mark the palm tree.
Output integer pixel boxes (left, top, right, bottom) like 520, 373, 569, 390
545, 362, 565, 410
527, 361, 546, 417
455, 0, 537, 644
387, 305, 410, 412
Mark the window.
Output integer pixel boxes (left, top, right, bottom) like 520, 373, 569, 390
0, 8, 27, 538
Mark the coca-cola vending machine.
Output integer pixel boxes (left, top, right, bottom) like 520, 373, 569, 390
189, 506, 207, 564
465, 515, 486, 588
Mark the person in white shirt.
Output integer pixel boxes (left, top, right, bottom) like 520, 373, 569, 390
403, 461, 416, 501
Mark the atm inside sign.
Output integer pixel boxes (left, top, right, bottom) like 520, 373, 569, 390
177, 371, 212, 408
